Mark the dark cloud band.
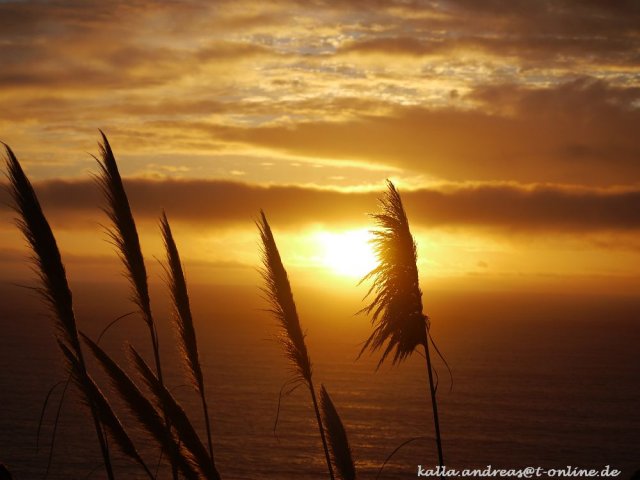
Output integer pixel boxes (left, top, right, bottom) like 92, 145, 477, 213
1, 178, 639, 232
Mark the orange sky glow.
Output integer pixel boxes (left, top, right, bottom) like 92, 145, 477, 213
1, 1, 639, 294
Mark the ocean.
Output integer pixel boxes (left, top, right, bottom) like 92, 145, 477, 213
1, 282, 638, 479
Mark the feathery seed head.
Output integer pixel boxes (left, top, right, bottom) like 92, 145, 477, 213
4, 145, 80, 353
257, 211, 312, 383
160, 212, 204, 392
359, 181, 428, 367
95, 132, 152, 325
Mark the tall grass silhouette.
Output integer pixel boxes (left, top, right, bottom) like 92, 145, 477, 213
95, 132, 178, 476
160, 211, 216, 465
5, 137, 226, 478
4, 144, 116, 479
80, 207, 224, 479
3, 136, 416, 480
94, 135, 222, 478
95, 132, 164, 384
359, 180, 445, 467
257, 211, 337, 480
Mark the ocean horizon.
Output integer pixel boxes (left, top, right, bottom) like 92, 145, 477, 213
1, 281, 638, 479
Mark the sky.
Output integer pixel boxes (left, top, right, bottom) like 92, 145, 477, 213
1, 0, 639, 293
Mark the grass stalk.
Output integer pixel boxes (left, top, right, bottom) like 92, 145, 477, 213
4, 144, 114, 479
257, 211, 335, 480
423, 343, 443, 466
95, 132, 177, 477
359, 180, 445, 467
160, 212, 216, 464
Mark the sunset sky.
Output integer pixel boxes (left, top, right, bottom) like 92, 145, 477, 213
1, 0, 639, 293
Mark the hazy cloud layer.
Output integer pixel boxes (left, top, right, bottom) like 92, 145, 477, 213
1, 178, 639, 232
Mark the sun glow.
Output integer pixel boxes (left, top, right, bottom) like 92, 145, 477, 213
316, 229, 377, 278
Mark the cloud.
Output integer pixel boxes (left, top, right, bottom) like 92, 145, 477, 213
1, 178, 639, 233
335, 1, 640, 68
1, 0, 638, 190
189, 78, 639, 185
0, 40, 277, 90
339, 37, 440, 56
7, 76, 637, 186
338, 34, 639, 68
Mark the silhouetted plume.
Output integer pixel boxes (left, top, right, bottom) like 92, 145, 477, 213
95, 132, 163, 379
359, 180, 427, 366
4, 144, 115, 479
82, 335, 200, 480
160, 211, 216, 462
95, 131, 153, 328
359, 180, 445, 467
257, 211, 335, 480
257, 211, 312, 383
320, 386, 356, 480
95, 132, 177, 477
5, 144, 80, 354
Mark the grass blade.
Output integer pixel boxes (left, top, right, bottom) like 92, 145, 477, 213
129, 346, 220, 480
320, 386, 356, 480
43, 377, 70, 479
81, 334, 200, 480
160, 211, 215, 462
36, 379, 67, 453
59, 339, 154, 479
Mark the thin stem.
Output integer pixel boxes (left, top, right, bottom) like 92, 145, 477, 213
148, 323, 164, 392
77, 347, 115, 480
43, 378, 70, 479
147, 322, 178, 480
201, 392, 215, 465
308, 378, 336, 480
423, 338, 444, 469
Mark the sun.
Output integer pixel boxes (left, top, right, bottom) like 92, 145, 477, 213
315, 229, 377, 278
